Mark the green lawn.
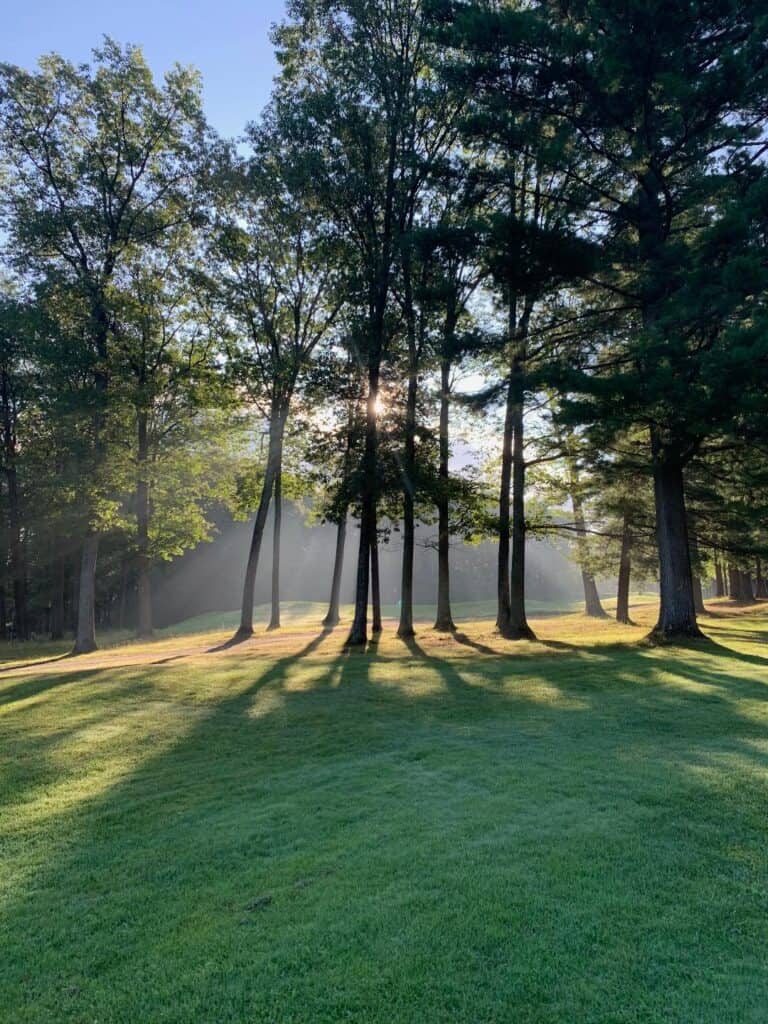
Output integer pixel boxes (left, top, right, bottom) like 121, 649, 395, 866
1, 606, 768, 1022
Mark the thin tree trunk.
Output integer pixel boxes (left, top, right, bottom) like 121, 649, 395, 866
0, 582, 6, 641
496, 373, 514, 635
567, 457, 607, 619
687, 512, 705, 615
714, 556, 725, 598
434, 353, 455, 632
323, 513, 347, 628
508, 349, 534, 639
73, 531, 100, 654
135, 410, 153, 639
398, 257, 418, 639
616, 513, 632, 624
267, 465, 282, 631
1, 369, 29, 641
650, 437, 702, 639
236, 404, 286, 640
371, 523, 382, 634
348, 363, 379, 646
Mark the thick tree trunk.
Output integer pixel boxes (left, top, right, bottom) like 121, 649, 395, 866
616, 514, 632, 624
740, 570, 756, 603
508, 353, 534, 639
73, 531, 100, 654
348, 364, 379, 647
650, 438, 702, 639
267, 466, 282, 631
323, 514, 347, 628
371, 525, 382, 634
236, 404, 286, 640
135, 411, 153, 640
755, 559, 768, 599
434, 355, 455, 632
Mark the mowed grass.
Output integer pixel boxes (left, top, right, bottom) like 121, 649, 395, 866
1, 602, 768, 1022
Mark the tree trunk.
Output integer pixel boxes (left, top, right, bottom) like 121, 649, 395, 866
348, 363, 379, 646
687, 513, 705, 615
496, 374, 514, 635
398, 259, 418, 639
323, 513, 347, 628
236, 403, 286, 640
714, 556, 725, 598
740, 570, 756, 603
267, 465, 282, 631
508, 351, 534, 639
0, 583, 6, 641
650, 438, 702, 639
135, 410, 153, 639
371, 524, 382, 634
73, 531, 100, 654
567, 457, 607, 619
434, 354, 455, 632
755, 558, 767, 599
616, 513, 632, 624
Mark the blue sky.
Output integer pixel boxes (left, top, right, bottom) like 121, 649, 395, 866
5, 0, 288, 138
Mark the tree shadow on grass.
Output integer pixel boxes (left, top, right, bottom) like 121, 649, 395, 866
3, 623, 768, 1020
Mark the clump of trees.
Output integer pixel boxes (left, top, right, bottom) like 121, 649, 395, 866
2, 0, 768, 653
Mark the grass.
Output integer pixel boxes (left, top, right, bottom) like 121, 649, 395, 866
1, 601, 768, 1022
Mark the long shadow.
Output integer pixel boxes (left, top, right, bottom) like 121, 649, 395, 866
0, 653, 72, 675
4, 620, 768, 1020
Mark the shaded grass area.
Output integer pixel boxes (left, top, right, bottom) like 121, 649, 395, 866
1, 608, 768, 1022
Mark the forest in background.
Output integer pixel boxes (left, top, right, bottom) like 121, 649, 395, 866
2, 0, 768, 653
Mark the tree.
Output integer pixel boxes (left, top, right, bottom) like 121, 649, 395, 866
0, 40, 206, 652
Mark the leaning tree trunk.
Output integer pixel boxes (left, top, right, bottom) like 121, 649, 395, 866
434, 353, 455, 632
371, 522, 382, 635
348, 363, 380, 647
508, 348, 535, 639
73, 532, 100, 654
235, 403, 286, 640
135, 410, 153, 640
650, 436, 702, 639
267, 465, 282, 631
323, 513, 347, 628
616, 513, 632, 624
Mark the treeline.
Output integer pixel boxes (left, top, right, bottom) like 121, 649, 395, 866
2, 1, 768, 653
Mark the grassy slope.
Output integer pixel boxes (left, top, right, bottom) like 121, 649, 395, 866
1, 603, 768, 1022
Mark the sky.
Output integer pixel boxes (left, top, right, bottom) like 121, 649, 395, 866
4, 0, 288, 138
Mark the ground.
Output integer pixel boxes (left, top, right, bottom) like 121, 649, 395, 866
1, 599, 768, 1022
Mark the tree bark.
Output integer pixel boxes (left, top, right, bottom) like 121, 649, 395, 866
235, 403, 286, 640
348, 363, 379, 646
267, 465, 282, 631
1, 369, 29, 641
714, 556, 725, 598
649, 436, 702, 639
0, 582, 7, 641
496, 373, 514, 635
398, 256, 419, 639
567, 457, 607, 619
371, 524, 382, 634
508, 350, 534, 639
135, 410, 153, 639
616, 513, 632, 624
323, 513, 347, 628
434, 353, 455, 632
73, 531, 100, 654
